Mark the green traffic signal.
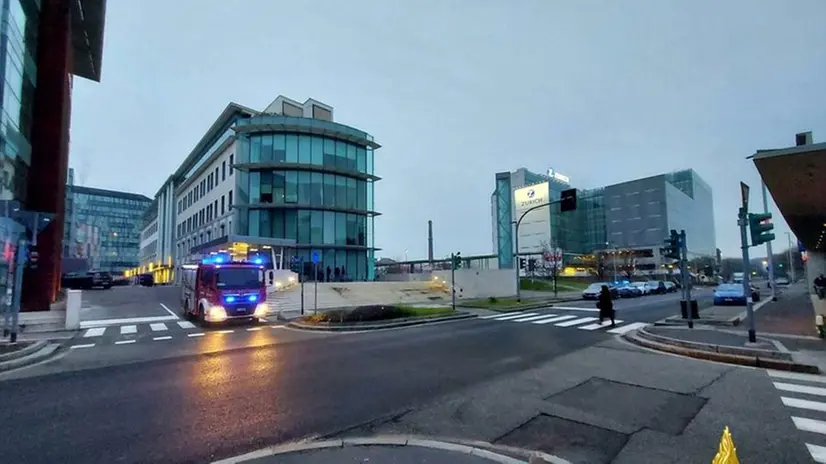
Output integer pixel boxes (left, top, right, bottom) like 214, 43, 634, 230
748, 212, 775, 246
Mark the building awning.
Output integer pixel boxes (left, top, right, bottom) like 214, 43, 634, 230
71, 0, 107, 82
750, 141, 826, 252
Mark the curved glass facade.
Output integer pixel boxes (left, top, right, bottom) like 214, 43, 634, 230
235, 130, 377, 281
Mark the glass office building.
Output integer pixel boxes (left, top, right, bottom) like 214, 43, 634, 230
492, 168, 716, 268
233, 116, 379, 281
64, 186, 152, 274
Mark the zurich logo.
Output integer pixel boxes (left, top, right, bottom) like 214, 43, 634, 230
527, 189, 535, 198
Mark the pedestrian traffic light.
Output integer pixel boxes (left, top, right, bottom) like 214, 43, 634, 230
519, 258, 526, 269
528, 258, 536, 272
748, 213, 775, 246
560, 188, 577, 213
661, 229, 681, 260
27, 244, 38, 269
452, 252, 462, 270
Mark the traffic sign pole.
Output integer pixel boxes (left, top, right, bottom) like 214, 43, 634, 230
739, 182, 757, 343
311, 251, 320, 314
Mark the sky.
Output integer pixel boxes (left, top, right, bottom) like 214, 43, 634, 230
69, 0, 826, 261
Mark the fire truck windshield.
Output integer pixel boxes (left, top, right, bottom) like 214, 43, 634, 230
215, 267, 263, 289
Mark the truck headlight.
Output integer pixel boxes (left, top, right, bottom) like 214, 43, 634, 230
208, 305, 227, 322
253, 303, 269, 318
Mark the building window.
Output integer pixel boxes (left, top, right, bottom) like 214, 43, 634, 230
229, 190, 233, 209
221, 195, 225, 215
230, 154, 234, 174
215, 167, 219, 185
214, 199, 218, 217
222, 161, 226, 181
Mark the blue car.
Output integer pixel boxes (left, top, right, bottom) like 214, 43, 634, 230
713, 283, 760, 306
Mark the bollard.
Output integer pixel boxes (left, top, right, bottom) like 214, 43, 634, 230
65, 290, 81, 330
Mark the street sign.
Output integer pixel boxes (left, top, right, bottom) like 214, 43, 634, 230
311, 250, 320, 264
740, 182, 750, 208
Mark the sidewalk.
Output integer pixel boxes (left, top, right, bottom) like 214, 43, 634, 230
214, 436, 568, 464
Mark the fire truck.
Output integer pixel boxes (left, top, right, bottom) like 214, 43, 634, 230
180, 257, 269, 324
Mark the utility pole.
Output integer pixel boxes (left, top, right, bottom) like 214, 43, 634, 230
762, 181, 777, 300
739, 182, 757, 343
680, 230, 693, 329
786, 232, 796, 282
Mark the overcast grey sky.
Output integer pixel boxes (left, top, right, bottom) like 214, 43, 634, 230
69, 0, 826, 260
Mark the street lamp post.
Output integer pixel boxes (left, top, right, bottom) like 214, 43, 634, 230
786, 232, 796, 282
514, 200, 559, 302
606, 242, 618, 282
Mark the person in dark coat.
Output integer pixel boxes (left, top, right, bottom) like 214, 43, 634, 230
597, 285, 615, 327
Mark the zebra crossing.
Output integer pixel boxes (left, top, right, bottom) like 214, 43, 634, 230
69, 319, 285, 350
768, 370, 826, 463
478, 310, 649, 335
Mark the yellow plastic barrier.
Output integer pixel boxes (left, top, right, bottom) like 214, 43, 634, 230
712, 426, 740, 464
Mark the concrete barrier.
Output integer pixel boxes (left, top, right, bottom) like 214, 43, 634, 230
65, 289, 81, 330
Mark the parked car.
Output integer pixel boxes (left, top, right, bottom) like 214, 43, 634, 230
89, 271, 113, 289
775, 276, 791, 286
631, 281, 651, 295
644, 281, 667, 295
713, 283, 760, 306
663, 281, 678, 293
137, 273, 154, 287
582, 282, 619, 300
617, 284, 642, 298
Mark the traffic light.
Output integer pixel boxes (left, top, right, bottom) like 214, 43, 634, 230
452, 252, 462, 270
748, 213, 775, 246
519, 258, 526, 269
560, 188, 577, 213
528, 258, 536, 272
661, 229, 681, 260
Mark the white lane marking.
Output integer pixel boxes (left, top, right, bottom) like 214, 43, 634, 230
159, 303, 179, 318
188, 333, 205, 337
782, 397, 826, 413
114, 340, 136, 345
217, 330, 234, 334
153, 336, 173, 341
579, 320, 624, 331
177, 321, 197, 329
83, 327, 106, 338
512, 314, 556, 322
70, 343, 95, 349
493, 312, 539, 321
607, 322, 649, 335
480, 311, 526, 320
546, 306, 599, 313
555, 316, 599, 327
774, 382, 826, 397
80, 315, 179, 328
533, 315, 578, 325
792, 416, 826, 435
247, 327, 262, 331
806, 443, 826, 463
768, 370, 826, 384
149, 323, 168, 332
259, 317, 268, 322
120, 325, 137, 335
270, 325, 286, 329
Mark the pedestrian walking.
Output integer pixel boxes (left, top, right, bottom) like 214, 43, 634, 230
597, 285, 615, 327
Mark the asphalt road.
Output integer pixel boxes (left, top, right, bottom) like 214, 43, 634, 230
0, 314, 609, 464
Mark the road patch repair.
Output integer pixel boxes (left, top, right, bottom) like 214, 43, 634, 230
313, 337, 810, 463
287, 304, 474, 331
624, 325, 820, 373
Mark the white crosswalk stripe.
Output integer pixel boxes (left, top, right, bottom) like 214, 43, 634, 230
149, 323, 168, 332
83, 327, 106, 338
493, 312, 539, 321
120, 325, 137, 335
555, 316, 598, 327
533, 315, 577, 325
477, 309, 651, 335
177, 321, 197, 329
768, 369, 826, 462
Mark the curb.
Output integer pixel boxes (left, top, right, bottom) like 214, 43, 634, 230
637, 327, 792, 361
624, 329, 820, 374
211, 435, 571, 464
0, 342, 60, 373
287, 312, 475, 332
0, 340, 47, 363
